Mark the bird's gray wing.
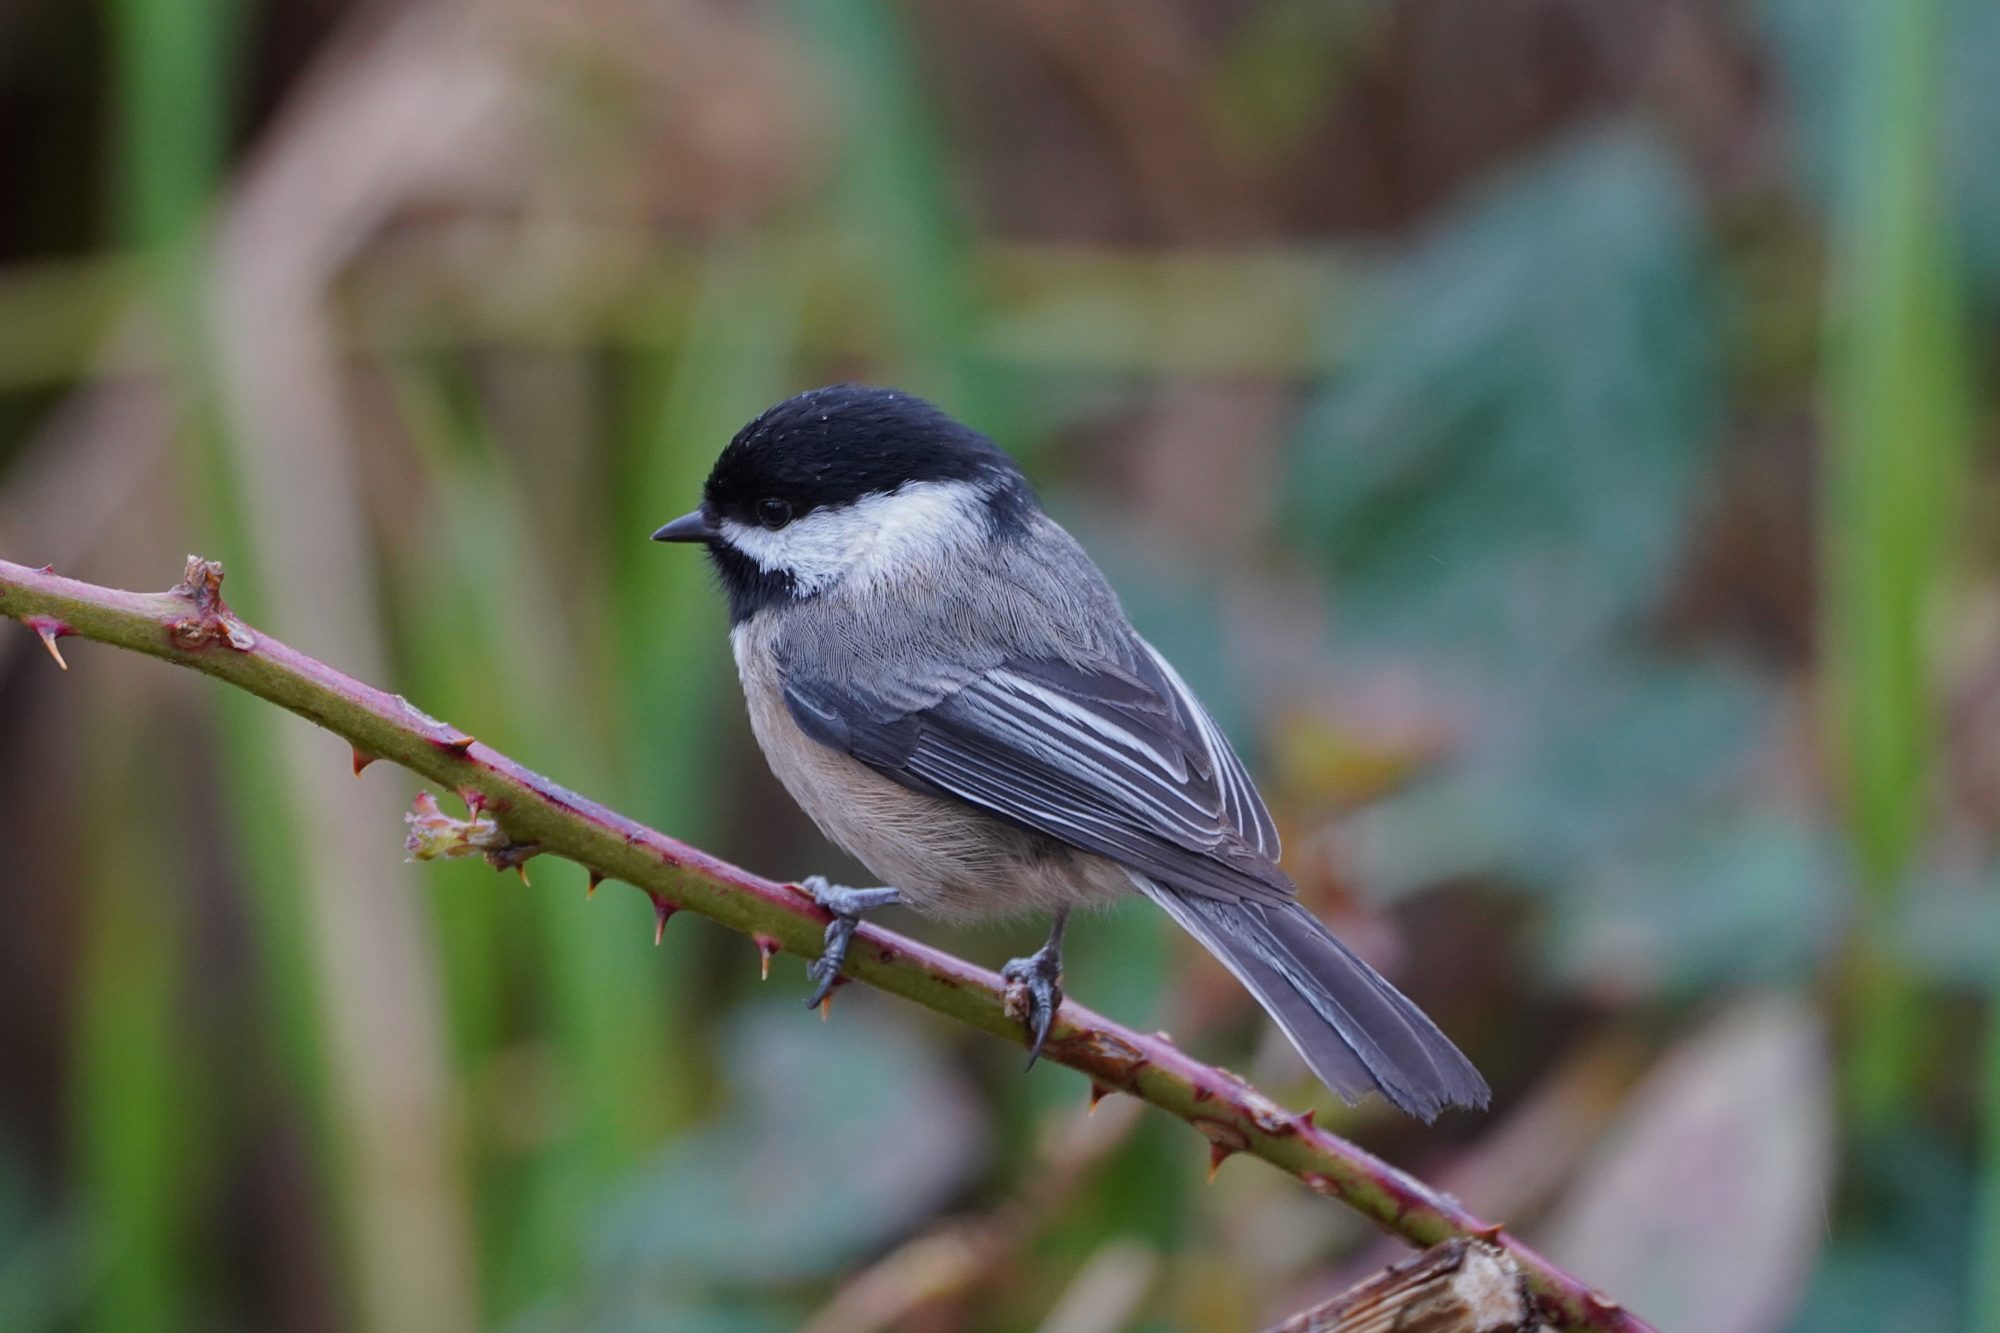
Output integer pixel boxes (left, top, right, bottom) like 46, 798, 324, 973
1130, 640, 1281, 862
781, 641, 1291, 906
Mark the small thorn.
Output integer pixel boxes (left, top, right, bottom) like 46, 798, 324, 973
1473, 1222, 1506, 1243
819, 994, 832, 1021
1296, 1108, 1317, 1132
1087, 1082, 1113, 1114
24, 617, 70, 670
351, 746, 376, 777
438, 734, 476, 756
1194, 1120, 1246, 1182
587, 870, 604, 900
35, 564, 53, 575
755, 936, 779, 980
481, 840, 539, 878
652, 897, 676, 946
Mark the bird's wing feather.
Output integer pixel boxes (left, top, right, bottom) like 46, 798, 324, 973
782, 642, 1291, 905
1131, 641, 1282, 861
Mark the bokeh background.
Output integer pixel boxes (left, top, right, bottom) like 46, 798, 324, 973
0, 1, 1995, 1330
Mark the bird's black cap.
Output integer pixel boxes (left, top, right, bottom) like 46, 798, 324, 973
660, 384, 1036, 621
700, 383, 1030, 526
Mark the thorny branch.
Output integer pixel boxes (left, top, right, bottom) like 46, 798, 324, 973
0, 555, 1653, 1333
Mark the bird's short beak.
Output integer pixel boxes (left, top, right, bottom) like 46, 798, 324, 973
651, 510, 715, 543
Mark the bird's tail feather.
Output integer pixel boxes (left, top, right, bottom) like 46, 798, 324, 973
1136, 880, 1489, 1121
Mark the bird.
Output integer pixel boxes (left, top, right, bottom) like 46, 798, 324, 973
652, 383, 1489, 1120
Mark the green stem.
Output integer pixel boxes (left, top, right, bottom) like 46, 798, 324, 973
0, 554, 1652, 1333
1818, 0, 1963, 1132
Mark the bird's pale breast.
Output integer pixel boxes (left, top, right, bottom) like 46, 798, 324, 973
730, 613, 1131, 921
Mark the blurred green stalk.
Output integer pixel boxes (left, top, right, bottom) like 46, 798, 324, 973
0, 244, 1362, 393
381, 227, 814, 1317
780, 0, 993, 423
102, 0, 238, 248
91, 3, 237, 1331
72, 703, 201, 1333
389, 356, 696, 1314
101, 0, 479, 1328
1818, 0, 1966, 1129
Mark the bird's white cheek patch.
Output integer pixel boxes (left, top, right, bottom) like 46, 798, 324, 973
719, 511, 860, 594
717, 481, 990, 594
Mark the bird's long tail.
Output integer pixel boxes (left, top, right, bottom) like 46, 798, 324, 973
1136, 880, 1489, 1121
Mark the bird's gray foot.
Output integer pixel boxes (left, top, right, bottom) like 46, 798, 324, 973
1002, 910, 1068, 1068
799, 875, 901, 1009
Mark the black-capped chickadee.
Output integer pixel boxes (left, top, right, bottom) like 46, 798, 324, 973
653, 384, 1488, 1120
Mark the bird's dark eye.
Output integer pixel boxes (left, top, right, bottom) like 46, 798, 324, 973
755, 498, 793, 530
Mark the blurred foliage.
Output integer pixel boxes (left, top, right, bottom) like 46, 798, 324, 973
0, 1, 1995, 1331
584, 1001, 985, 1309
1288, 128, 1719, 660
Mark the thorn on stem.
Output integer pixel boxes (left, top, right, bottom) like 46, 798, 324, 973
1474, 1222, 1506, 1242
515, 863, 532, 887
436, 734, 476, 757
351, 746, 377, 777
23, 617, 70, 670
755, 935, 779, 980
1296, 1107, 1317, 1132
587, 870, 604, 900
1087, 1082, 1113, 1114
651, 897, 677, 946
1194, 1119, 1247, 1183
481, 840, 539, 878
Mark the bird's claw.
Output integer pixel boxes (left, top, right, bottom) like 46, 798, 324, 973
1002, 945, 1064, 1069
797, 876, 900, 1010
803, 915, 855, 1010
